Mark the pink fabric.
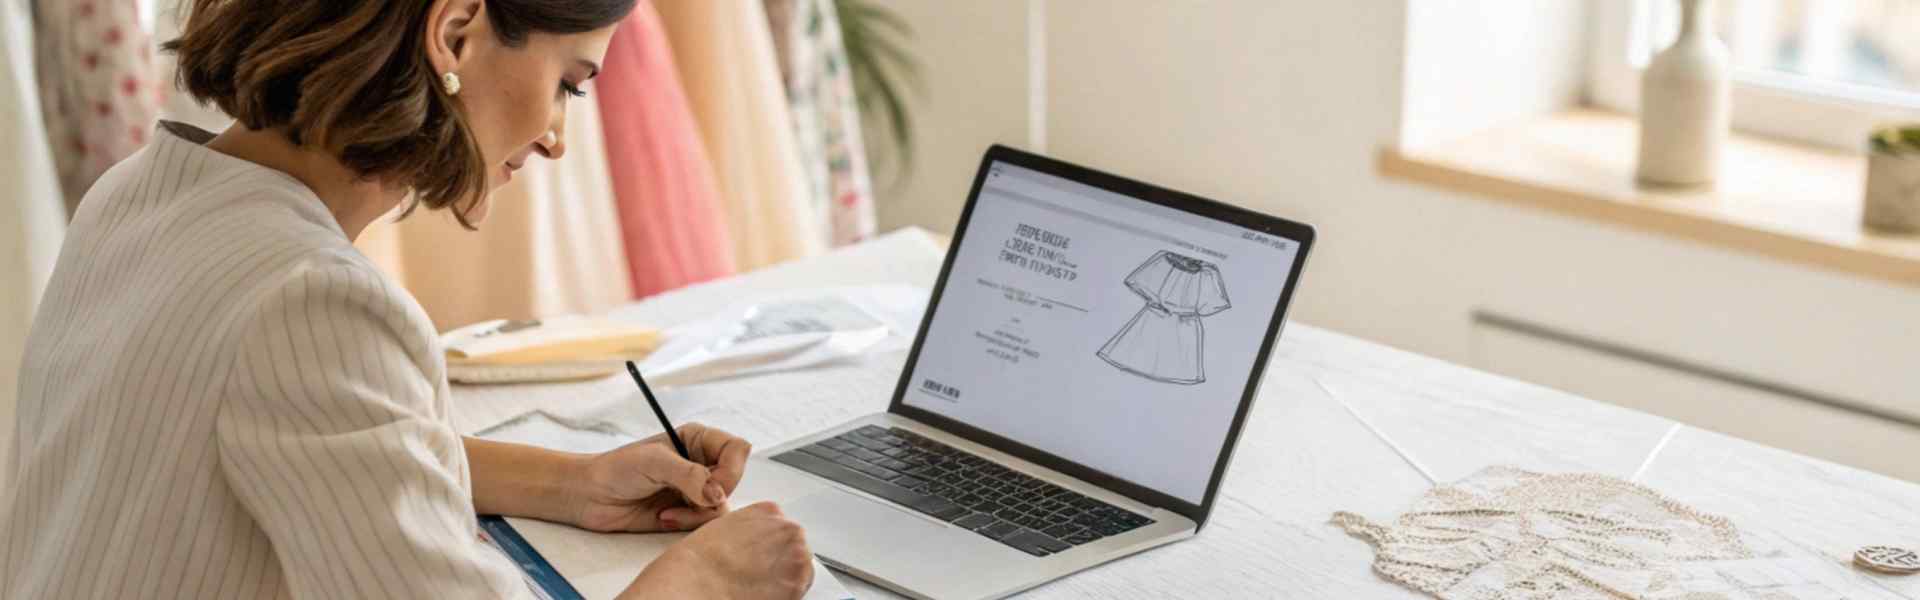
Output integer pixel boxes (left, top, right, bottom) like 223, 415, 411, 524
596, 3, 737, 298
653, 0, 824, 269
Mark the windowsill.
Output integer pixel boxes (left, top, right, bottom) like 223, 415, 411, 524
1378, 109, 1920, 288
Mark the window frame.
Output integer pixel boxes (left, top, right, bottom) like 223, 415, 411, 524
1587, 0, 1920, 150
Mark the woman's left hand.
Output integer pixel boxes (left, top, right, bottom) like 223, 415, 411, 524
571, 423, 753, 533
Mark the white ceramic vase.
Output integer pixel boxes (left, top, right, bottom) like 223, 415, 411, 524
1636, 0, 1730, 186
1864, 151, 1920, 233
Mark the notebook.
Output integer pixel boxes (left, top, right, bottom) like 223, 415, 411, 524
442, 316, 663, 384
475, 411, 854, 600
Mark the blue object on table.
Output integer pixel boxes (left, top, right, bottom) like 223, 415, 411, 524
479, 515, 584, 600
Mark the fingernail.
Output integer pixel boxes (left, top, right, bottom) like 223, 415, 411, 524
705, 481, 727, 506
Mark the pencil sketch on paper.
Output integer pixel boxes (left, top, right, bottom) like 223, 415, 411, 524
1097, 250, 1231, 385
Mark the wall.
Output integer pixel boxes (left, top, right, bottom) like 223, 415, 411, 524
1043, 0, 1424, 352
875, 0, 1581, 366
1401, 0, 1589, 147
876, 0, 1920, 482
871, 0, 1037, 235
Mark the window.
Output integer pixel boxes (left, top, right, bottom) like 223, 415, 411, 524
1589, 0, 1920, 149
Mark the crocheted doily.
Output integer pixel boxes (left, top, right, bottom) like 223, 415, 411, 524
1333, 466, 1760, 599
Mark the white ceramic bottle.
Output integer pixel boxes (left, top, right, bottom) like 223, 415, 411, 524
1636, 0, 1730, 186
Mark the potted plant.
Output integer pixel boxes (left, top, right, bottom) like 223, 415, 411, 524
1865, 125, 1920, 233
836, 0, 922, 187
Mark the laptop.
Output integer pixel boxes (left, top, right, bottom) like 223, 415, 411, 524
735, 145, 1315, 599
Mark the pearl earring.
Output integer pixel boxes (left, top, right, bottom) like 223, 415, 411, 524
442, 72, 462, 96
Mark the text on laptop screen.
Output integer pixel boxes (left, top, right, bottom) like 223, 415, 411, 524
904, 162, 1301, 504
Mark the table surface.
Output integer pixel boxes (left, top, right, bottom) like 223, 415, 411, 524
451, 229, 1920, 599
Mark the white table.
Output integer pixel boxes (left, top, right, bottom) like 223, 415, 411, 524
452, 229, 1920, 598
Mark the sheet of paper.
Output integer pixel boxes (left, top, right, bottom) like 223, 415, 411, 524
477, 410, 637, 455
1634, 555, 1877, 599
505, 518, 851, 600
635, 296, 890, 387
734, 297, 885, 343
611, 284, 927, 388
476, 416, 855, 600
1535, 529, 1908, 600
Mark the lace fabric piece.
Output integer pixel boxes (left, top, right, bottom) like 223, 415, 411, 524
1333, 466, 1765, 599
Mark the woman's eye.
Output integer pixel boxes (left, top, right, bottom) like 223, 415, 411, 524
560, 82, 587, 99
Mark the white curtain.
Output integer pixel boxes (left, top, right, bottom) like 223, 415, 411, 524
2, 0, 70, 486
654, 0, 826, 270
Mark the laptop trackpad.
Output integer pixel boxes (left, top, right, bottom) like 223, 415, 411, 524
786, 489, 1004, 592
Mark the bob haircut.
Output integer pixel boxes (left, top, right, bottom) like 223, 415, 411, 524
163, 0, 636, 228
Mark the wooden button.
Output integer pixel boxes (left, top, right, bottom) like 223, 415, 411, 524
1854, 546, 1920, 575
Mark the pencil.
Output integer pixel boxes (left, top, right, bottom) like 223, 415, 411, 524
626, 361, 690, 459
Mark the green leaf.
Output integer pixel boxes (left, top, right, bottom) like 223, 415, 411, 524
835, 0, 923, 184
1901, 128, 1920, 152
842, 0, 914, 37
1871, 125, 1920, 155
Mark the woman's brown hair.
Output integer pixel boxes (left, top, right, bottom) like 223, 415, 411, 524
163, 0, 635, 228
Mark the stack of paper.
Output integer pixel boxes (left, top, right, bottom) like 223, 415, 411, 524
443, 316, 663, 384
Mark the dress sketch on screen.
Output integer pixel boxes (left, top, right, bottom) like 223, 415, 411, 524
1097, 250, 1231, 385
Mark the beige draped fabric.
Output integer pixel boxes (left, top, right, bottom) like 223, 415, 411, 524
357, 82, 633, 332
654, 0, 825, 270
2, 0, 66, 488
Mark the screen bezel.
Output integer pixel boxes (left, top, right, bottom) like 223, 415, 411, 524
886, 145, 1316, 528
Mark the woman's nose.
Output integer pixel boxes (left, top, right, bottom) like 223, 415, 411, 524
536, 130, 566, 160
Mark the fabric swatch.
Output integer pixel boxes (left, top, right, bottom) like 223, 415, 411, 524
596, 3, 739, 297
765, 0, 878, 247
34, 0, 162, 216
654, 0, 826, 270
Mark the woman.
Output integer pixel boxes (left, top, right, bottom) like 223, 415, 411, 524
1, 1, 814, 598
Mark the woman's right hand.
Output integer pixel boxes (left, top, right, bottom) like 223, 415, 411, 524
621, 502, 815, 600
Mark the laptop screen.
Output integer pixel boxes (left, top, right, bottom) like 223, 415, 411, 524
901, 160, 1303, 505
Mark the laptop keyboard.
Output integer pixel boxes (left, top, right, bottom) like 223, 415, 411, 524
771, 425, 1155, 557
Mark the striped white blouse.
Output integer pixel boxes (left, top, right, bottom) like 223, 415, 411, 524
2, 122, 529, 598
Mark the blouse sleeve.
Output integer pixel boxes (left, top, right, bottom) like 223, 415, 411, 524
1122, 251, 1173, 303
215, 261, 530, 599
1193, 264, 1232, 316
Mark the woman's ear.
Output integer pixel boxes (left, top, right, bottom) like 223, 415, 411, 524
424, 0, 486, 75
